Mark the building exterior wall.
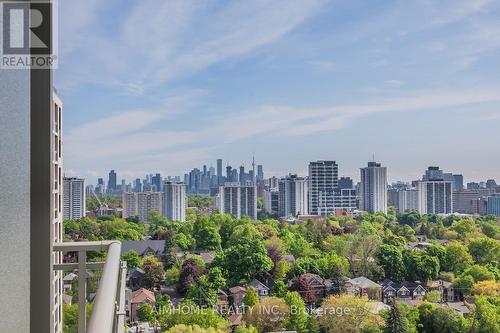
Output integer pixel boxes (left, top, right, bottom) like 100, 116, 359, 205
122, 192, 163, 222
308, 161, 338, 216
398, 189, 419, 212
264, 189, 279, 215
360, 162, 388, 214
278, 175, 308, 217
218, 183, 257, 219
63, 177, 85, 220
164, 182, 186, 222
487, 194, 500, 216
52, 93, 64, 333
417, 181, 453, 214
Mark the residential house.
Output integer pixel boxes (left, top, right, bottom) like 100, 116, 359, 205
216, 290, 229, 314
229, 286, 247, 309
245, 279, 270, 301
128, 267, 145, 291
62, 270, 94, 293
346, 277, 382, 300
289, 273, 327, 300
380, 280, 426, 303
128, 288, 156, 322
63, 273, 77, 293
121, 240, 166, 262
426, 280, 458, 302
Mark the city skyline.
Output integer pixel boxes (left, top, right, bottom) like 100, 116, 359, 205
75, 157, 497, 187
56, 1, 500, 182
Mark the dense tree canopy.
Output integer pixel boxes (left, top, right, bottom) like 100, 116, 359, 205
63, 208, 500, 333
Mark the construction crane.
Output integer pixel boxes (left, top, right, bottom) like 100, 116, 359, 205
91, 187, 109, 216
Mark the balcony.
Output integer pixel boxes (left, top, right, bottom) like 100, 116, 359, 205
53, 241, 127, 333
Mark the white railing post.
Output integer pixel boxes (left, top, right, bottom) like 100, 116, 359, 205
78, 251, 87, 333
87, 241, 122, 333
53, 241, 124, 333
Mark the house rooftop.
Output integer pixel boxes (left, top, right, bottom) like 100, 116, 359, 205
121, 240, 166, 256
130, 288, 156, 304
229, 286, 247, 294
347, 276, 381, 289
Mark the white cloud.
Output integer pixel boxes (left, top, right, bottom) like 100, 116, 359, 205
65, 86, 500, 177
56, 0, 325, 94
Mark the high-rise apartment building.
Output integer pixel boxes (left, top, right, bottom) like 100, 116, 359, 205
218, 183, 257, 219
453, 174, 464, 191
453, 189, 488, 215
487, 194, 500, 216
360, 161, 388, 214
123, 191, 163, 222
398, 188, 419, 212
278, 174, 308, 217
108, 169, 117, 192
63, 177, 86, 220
163, 181, 187, 222
338, 177, 353, 190
334, 188, 357, 211
264, 189, 279, 215
308, 160, 338, 216
417, 167, 453, 214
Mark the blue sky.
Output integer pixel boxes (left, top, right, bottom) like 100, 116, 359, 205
55, 0, 500, 184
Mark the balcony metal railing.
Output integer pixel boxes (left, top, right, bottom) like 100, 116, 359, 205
53, 241, 127, 333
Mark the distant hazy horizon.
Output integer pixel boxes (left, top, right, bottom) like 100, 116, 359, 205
55, 0, 500, 184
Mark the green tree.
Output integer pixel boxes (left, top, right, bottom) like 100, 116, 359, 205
469, 296, 500, 333
444, 241, 473, 275
188, 195, 213, 209
453, 274, 475, 295
136, 303, 154, 322
159, 301, 228, 331
397, 211, 421, 228
384, 301, 409, 333
462, 265, 495, 282
213, 236, 272, 285
62, 303, 92, 333
141, 255, 165, 289
243, 297, 290, 333
165, 324, 226, 333
403, 250, 439, 282
284, 291, 308, 333
121, 250, 142, 269
417, 302, 467, 333
467, 238, 499, 265
449, 218, 475, 238
272, 280, 288, 298
234, 325, 259, 333
319, 295, 379, 333
243, 287, 259, 307
424, 290, 442, 303
193, 216, 221, 251
377, 244, 405, 282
